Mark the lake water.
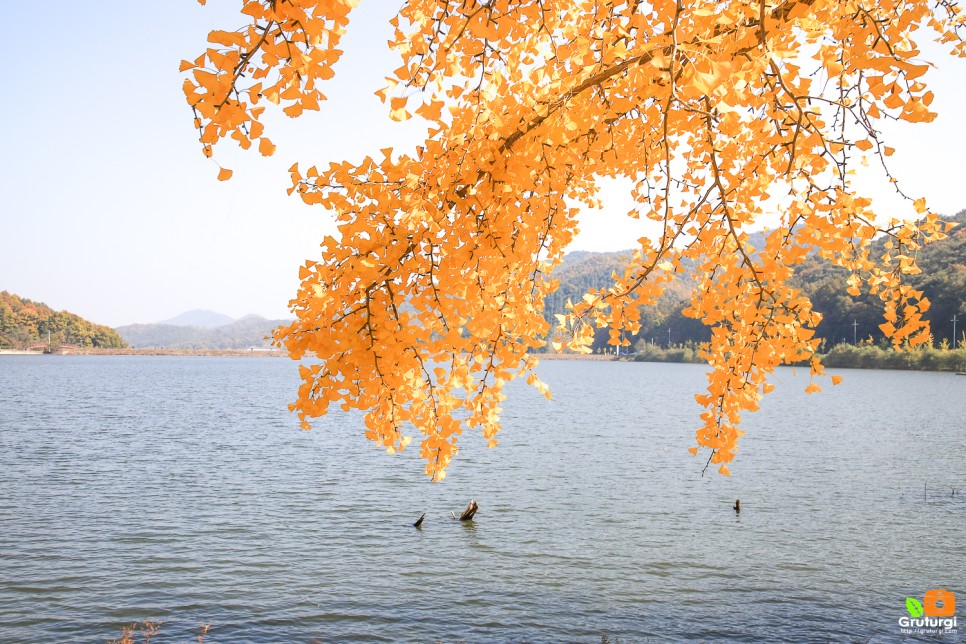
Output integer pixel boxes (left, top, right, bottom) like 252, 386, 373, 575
0, 356, 962, 642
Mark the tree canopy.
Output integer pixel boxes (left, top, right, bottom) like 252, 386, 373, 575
184, 0, 964, 479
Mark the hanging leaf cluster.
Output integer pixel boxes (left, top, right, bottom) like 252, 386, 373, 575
185, 0, 964, 479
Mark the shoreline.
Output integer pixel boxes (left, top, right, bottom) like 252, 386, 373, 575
533, 353, 618, 361
0, 348, 287, 357
2, 348, 621, 360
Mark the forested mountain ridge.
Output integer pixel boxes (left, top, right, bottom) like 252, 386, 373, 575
116, 315, 290, 350
0, 292, 127, 350
542, 210, 966, 352
541, 249, 704, 348
791, 210, 966, 347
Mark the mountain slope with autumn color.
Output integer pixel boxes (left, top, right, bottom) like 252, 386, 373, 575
0, 292, 126, 350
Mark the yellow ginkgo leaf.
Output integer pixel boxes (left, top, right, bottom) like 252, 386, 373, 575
217, 167, 233, 181
258, 137, 276, 156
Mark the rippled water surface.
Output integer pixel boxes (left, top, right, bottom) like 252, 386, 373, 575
0, 356, 963, 642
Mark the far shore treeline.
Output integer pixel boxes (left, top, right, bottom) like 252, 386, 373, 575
627, 339, 966, 372
0, 292, 126, 350
541, 210, 966, 362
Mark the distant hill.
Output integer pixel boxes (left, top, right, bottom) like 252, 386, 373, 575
541, 248, 705, 349
160, 309, 236, 327
542, 210, 966, 352
0, 292, 127, 350
791, 209, 966, 347
116, 315, 291, 350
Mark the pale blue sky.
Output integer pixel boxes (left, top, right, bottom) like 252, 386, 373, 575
1, 3, 963, 327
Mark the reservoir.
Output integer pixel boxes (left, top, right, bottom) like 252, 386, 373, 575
0, 356, 962, 642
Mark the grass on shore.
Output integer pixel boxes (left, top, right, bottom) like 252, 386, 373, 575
628, 341, 966, 372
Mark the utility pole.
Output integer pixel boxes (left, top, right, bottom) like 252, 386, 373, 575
953, 314, 960, 349
852, 320, 858, 345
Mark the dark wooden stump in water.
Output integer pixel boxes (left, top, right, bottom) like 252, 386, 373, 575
413, 512, 426, 528
455, 500, 479, 521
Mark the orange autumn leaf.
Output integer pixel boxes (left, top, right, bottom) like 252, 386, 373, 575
831, 375, 843, 385
258, 137, 276, 156
217, 167, 232, 181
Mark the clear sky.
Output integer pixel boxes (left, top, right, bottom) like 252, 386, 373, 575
1, 3, 964, 328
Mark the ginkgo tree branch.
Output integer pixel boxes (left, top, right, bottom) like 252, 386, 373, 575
187, 0, 962, 480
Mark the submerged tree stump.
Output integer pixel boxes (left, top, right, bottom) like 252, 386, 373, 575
413, 512, 425, 528
456, 500, 479, 521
